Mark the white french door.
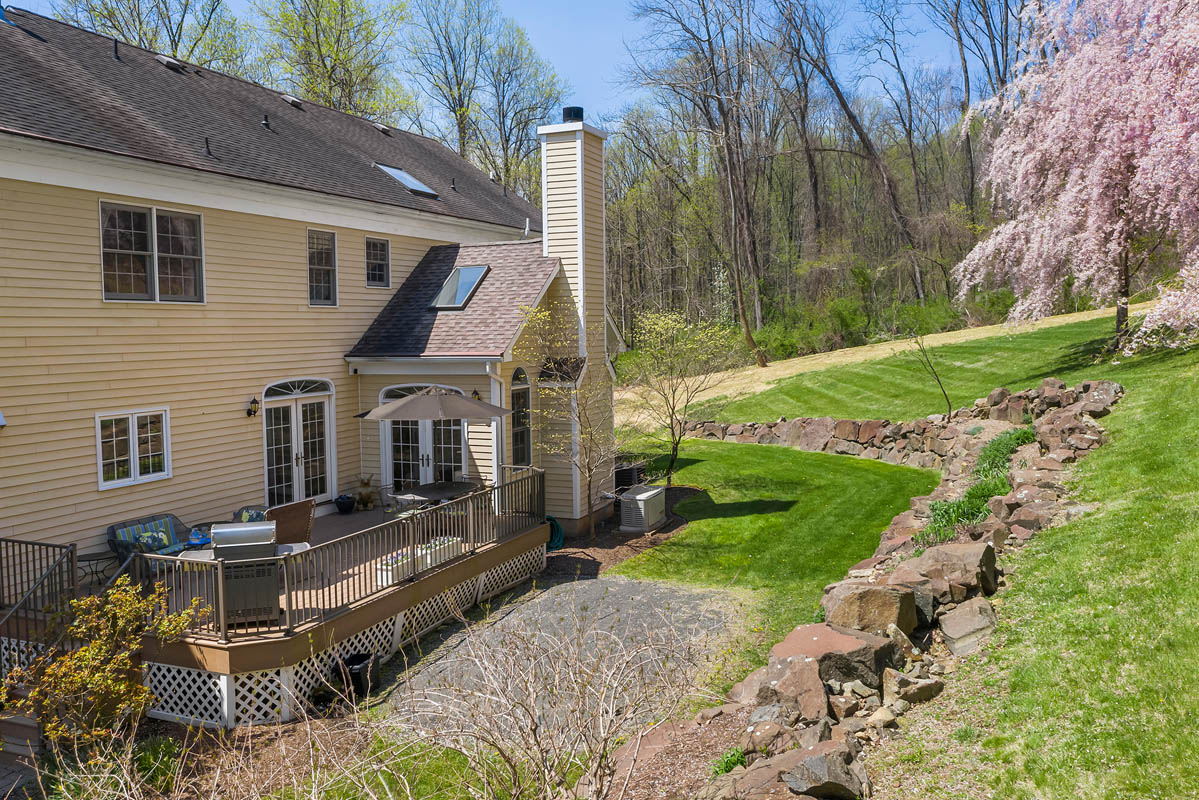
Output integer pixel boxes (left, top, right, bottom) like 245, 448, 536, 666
385, 418, 465, 491
264, 397, 332, 507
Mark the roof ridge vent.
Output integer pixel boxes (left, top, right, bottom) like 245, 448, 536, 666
281, 94, 303, 109
372, 122, 391, 135
155, 54, 185, 72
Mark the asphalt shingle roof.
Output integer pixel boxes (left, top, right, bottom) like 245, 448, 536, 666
347, 240, 560, 358
0, 9, 542, 232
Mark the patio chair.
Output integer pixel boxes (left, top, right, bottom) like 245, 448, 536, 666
267, 498, 316, 546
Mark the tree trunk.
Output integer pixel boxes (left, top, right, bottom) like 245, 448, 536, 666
1116, 250, 1130, 342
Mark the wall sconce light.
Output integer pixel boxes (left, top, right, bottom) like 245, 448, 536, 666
471, 389, 481, 400
246, 397, 260, 417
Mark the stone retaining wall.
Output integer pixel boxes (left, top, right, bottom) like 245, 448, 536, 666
627, 377, 1126, 798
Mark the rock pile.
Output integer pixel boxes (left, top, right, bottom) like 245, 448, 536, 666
668, 378, 1124, 798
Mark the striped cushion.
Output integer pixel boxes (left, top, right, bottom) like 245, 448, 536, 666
115, 518, 178, 553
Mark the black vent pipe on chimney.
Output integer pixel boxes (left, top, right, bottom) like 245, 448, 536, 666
562, 106, 584, 124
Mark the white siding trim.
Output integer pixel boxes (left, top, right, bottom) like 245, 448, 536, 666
540, 137, 549, 259
0, 134, 525, 243
490, 374, 502, 479
576, 131, 587, 357
536, 121, 609, 140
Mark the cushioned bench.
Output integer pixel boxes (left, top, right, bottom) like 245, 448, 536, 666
106, 513, 194, 560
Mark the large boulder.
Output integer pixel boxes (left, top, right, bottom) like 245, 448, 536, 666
797, 417, 837, 451
822, 582, 917, 636
890, 542, 998, 598
778, 739, 872, 799
728, 656, 829, 722
769, 624, 900, 689
759, 657, 830, 722
939, 596, 998, 655
1006, 501, 1059, 531
834, 419, 860, 441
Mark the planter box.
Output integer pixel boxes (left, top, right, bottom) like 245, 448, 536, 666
376, 537, 464, 589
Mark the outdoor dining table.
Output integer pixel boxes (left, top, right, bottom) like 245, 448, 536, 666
388, 480, 481, 510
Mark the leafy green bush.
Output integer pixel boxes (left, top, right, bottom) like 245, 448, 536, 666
134, 736, 182, 793
712, 747, 747, 776
893, 298, 963, 336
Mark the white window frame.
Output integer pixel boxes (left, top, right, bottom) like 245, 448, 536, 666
98, 200, 207, 304
365, 236, 391, 288
510, 368, 533, 467
307, 228, 339, 307
94, 407, 172, 490
260, 378, 338, 506
378, 383, 469, 490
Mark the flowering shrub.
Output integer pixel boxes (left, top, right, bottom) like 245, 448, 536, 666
0, 576, 202, 745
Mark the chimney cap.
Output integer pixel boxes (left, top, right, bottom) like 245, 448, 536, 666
562, 106, 584, 123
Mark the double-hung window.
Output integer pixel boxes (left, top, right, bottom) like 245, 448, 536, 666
308, 230, 338, 305
96, 409, 171, 489
100, 203, 203, 302
366, 237, 390, 287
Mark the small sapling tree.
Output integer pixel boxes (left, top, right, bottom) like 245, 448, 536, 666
515, 298, 620, 539
621, 312, 749, 485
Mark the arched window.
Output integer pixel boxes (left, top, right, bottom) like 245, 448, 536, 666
510, 368, 532, 467
264, 378, 333, 399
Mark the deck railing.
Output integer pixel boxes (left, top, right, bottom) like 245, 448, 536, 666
0, 540, 77, 679
133, 467, 545, 641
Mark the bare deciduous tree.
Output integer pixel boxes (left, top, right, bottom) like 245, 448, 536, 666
406, 0, 497, 156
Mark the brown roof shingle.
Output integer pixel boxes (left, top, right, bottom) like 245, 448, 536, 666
347, 240, 560, 358
0, 9, 542, 233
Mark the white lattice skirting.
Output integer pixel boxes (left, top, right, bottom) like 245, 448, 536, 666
145, 543, 546, 729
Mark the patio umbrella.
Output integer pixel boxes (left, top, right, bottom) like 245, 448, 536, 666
359, 387, 511, 422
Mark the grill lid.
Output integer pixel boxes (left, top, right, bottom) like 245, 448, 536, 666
210, 521, 276, 546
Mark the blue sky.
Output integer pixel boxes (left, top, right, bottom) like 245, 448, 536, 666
14, 0, 961, 118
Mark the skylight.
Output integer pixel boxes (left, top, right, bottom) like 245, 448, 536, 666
431, 265, 489, 309
376, 163, 439, 198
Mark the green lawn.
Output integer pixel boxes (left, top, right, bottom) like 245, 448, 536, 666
704, 316, 1125, 423
610, 439, 939, 678
685, 315, 1199, 797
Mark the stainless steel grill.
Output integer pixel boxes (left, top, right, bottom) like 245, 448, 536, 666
210, 522, 279, 627
211, 521, 277, 559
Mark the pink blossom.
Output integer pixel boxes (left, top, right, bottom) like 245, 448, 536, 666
955, 0, 1199, 348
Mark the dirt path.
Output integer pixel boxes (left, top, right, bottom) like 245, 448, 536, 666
616, 303, 1151, 428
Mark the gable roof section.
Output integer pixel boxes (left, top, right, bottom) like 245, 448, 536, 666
347, 240, 561, 359
0, 9, 541, 233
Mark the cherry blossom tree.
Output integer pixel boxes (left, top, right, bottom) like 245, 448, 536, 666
955, 0, 1199, 346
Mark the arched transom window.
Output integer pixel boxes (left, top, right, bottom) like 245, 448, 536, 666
264, 379, 333, 399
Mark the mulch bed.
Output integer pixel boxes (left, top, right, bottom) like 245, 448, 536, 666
544, 486, 701, 579
615, 704, 752, 800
